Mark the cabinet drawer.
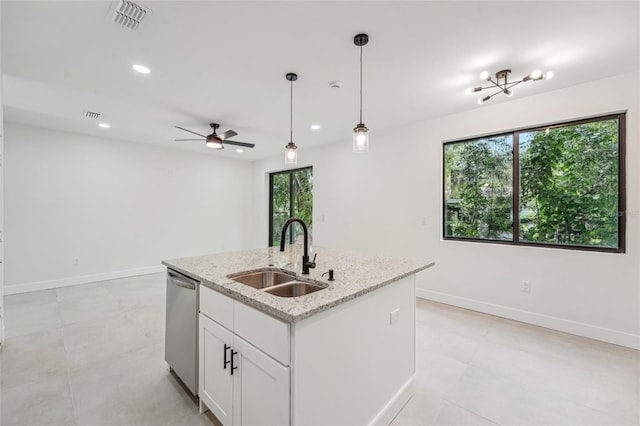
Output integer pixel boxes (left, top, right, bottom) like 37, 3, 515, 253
200, 285, 234, 330
234, 302, 290, 366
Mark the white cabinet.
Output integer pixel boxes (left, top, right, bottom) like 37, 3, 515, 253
232, 335, 289, 426
198, 274, 416, 426
198, 288, 290, 426
199, 314, 234, 424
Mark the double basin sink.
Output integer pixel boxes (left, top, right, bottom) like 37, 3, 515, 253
227, 269, 327, 298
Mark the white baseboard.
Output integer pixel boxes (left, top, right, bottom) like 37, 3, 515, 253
369, 377, 414, 426
416, 288, 640, 350
4, 265, 166, 295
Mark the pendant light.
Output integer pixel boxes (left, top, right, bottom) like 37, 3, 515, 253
353, 33, 369, 153
284, 73, 298, 165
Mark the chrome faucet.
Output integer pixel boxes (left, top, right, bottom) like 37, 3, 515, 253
279, 217, 316, 274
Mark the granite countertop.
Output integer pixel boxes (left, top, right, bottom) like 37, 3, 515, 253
162, 246, 434, 323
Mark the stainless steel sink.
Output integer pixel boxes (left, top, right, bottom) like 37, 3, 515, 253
228, 268, 327, 297
263, 282, 326, 297
227, 269, 297, 289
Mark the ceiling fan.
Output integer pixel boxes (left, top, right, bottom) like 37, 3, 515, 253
174, 123, 256, 150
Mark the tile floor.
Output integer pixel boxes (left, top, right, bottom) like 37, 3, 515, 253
1, 272, 638, 426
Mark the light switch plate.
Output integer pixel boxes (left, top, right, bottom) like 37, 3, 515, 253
389, 309, 400, 324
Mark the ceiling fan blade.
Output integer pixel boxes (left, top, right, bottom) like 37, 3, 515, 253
175, 139, 204, 141
218, 130, 238, 140
223, 140, 255, 148
175, 126, 207, 138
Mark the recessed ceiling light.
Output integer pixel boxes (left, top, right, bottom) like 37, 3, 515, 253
236, 149, 244, 153
132, 64, 150, 74
98, 123, 111, 128
311, 124, 321, 130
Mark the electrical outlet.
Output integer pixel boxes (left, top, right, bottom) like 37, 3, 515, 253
521, 281, 531, 293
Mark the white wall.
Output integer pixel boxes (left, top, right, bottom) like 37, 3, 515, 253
251, 72, 640, 349
4, 123, 253, 294
0, 0, 5, 342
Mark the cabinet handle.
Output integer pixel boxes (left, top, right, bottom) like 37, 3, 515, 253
223, 344, 231, 370
230, 349, 238, 375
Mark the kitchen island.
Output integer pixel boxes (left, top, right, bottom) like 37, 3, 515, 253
163, 246, 434, 426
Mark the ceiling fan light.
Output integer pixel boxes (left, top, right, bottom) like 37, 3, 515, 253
205, 135, 223, 149
285, 142, 298, 165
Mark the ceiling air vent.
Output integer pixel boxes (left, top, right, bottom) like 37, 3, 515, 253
111, 0, 151, 31
84, 111, 102, 120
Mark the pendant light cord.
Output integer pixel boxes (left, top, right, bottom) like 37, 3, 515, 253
290, 79, 293, 142
359, 45, 363, 124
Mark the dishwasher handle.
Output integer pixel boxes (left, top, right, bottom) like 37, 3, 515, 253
168, 270, 197, 290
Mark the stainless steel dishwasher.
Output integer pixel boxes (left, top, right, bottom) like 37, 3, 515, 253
165, 268, 199, 396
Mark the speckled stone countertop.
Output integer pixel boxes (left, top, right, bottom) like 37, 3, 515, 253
162, 246, 434, 323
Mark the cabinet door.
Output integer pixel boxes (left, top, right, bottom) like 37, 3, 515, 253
199, 314, 234, 425
233, 336, 290, 426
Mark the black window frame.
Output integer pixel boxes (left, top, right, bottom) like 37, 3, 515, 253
442, 112, 626, 253
268, 166, 313, 247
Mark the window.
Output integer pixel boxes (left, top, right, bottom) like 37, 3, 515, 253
269, 167, 313, 247
443, 113, 625, 252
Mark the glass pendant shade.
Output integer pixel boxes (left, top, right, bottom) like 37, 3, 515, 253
353, 123, 369, 153
353, 34, 369, 153
284, 73, 299, 165
285, 142, 298, 165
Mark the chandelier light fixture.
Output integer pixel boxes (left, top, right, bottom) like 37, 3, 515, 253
467, 68, 554, 105
284, 73, 298, 165
353, 33, 369, 153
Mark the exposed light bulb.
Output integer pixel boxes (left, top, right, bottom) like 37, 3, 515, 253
98, 123, 110, 128
311, 124, 321, 130
530, 69, 542, 79
477, 95, 490, 105
480, 71, 490, 81
545, 71, 554, 80
236, 149, 243, 153
465, 87, 473, 95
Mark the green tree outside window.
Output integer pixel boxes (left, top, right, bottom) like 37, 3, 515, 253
443, 114, 624, 252
269, 167, 313, 247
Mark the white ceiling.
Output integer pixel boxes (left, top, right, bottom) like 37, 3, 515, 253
2, 1, 639, 161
